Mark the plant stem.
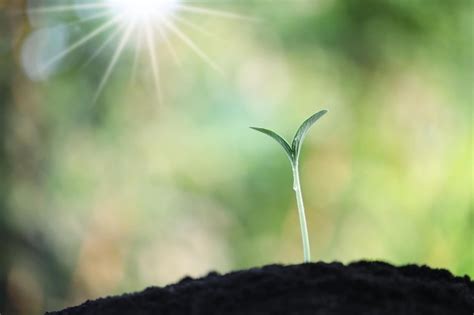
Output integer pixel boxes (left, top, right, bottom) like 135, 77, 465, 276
292, 162, 311, 262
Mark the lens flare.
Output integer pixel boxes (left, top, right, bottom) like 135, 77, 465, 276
25, 1, 254, 104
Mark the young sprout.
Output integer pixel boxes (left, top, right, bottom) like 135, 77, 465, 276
251, 110, 328, 262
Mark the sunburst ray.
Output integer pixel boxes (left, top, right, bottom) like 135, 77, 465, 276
41, 14, 123, 71
144, 20, 163, 104
160, 17, 222, 73
82, 21, 127, 68
93, 19, 135, 102
153, 23, 181, 66
27, 3, 109, 14
170, 13, 216, 39
177, 4, 256, 21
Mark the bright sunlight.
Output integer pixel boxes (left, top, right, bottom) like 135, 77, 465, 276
28, 0, 251, 103
106, 0, 180, 24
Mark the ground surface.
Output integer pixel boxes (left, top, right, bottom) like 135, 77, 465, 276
47, 261, 473, 315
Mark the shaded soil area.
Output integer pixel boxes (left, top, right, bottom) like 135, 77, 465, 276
48, 261, 473, 315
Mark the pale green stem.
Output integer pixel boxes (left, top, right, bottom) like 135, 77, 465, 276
292, 162, 311, 262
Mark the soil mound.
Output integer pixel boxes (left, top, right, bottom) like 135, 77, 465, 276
47, 261, 474, 315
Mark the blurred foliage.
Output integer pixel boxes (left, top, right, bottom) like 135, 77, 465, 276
1, 0, 473, 313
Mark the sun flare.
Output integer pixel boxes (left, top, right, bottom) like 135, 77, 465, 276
25, 0, 253, 104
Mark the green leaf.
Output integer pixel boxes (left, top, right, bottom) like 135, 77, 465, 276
250, 127, 294, 162
291, 110, 328, 160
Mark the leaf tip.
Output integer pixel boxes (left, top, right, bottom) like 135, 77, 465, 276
250, 126, 262, 133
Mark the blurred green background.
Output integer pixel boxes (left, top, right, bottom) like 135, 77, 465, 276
1, 0, 473, 313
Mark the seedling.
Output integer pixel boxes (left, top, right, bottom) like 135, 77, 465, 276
251, 110, 328, 262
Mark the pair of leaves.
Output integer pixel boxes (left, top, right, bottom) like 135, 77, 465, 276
251, 110, 328, 165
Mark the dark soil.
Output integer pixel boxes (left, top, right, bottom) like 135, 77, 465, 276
47, 261, 473, 315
